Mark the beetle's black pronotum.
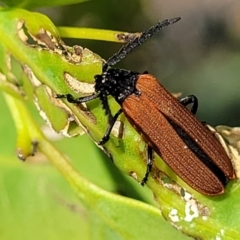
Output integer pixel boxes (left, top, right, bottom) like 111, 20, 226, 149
57, 17, 235, 195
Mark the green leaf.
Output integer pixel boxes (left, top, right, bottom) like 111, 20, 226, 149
1, 93, 189, 240
0, 155, 89, 240
0, 7, 240, 240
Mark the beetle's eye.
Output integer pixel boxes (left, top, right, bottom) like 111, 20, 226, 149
94, 75, 104, 85
94, 74, 101, 79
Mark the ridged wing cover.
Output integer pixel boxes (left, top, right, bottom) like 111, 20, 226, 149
122, 74, 235, 195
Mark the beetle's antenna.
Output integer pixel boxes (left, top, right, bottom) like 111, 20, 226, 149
105, 17, 181, 68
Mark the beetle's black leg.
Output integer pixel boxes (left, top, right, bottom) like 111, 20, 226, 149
99, 108, 123, 145
141, 146, 153, 186
180, 95, 198, 115
99, 94, 114, 124
56, 93, 99, 103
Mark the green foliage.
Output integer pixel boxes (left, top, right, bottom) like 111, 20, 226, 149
0, 6, 240, 240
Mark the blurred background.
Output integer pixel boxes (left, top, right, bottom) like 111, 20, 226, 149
0, 1, 240, 239
40, 0, 240, 126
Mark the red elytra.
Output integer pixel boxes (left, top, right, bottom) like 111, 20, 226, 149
122, 74, 235, 195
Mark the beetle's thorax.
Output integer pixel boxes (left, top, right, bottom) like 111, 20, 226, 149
94, 68, 140, 104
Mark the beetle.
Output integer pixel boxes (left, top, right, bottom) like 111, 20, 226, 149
57, 17, 235, 195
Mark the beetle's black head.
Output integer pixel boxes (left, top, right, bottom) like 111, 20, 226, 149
94, 68, 140, 105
